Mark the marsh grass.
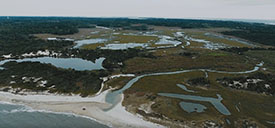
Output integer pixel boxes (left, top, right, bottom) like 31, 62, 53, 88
113, 34, 159, 44
123, 71, 275, 127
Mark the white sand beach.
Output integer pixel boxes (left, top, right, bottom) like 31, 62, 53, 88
0, 89, 164, 128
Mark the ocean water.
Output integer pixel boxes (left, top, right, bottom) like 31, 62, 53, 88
0, 103, 109, 128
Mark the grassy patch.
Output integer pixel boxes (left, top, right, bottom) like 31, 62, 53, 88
81, 43, 105, 50
123, 52, 256, 74
113, 34, 159, 44
245, 50, 275, 72
105, 76, 134, 90
126, 71, 204, 94
34, 28, 99, 40
207, 52, 229, 57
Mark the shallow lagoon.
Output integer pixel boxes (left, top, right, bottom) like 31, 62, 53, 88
0, 57, 105, 71
158, 93, 231, 115
179, 101, 207, 113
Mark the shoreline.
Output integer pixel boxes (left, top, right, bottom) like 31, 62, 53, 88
0, 101, 110, 128
0, 90, 163, 128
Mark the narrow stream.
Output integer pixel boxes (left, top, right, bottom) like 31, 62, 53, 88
105, 62, 264, 110
176, 84, 195, 93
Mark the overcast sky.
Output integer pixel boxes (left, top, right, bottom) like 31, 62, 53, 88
1, 0, 274, 20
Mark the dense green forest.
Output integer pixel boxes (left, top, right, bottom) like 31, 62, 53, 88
0, 61, 108, 96
188, 77, 210, 87
0, 18, 77, 55
221, 47, 275, 54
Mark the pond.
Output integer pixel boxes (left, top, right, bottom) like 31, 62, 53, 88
158, 93, 231, 115
0, 57, 105, 71
179, 101, 207, 113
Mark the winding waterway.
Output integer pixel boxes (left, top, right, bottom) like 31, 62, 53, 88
105, 62, 264, 111
0, 59, 264, 127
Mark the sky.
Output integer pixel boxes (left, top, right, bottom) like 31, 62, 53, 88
0, 0, 275, 20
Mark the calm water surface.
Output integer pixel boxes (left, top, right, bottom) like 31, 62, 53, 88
0, 57, 105, 71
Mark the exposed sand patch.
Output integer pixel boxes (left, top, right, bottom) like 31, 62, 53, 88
0, 90, 164, 128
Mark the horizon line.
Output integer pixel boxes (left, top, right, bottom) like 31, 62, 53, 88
1, 15, 275, 21
1, 16, 275, 25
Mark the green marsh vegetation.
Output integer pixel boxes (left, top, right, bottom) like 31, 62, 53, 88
1, 17, 275, 127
